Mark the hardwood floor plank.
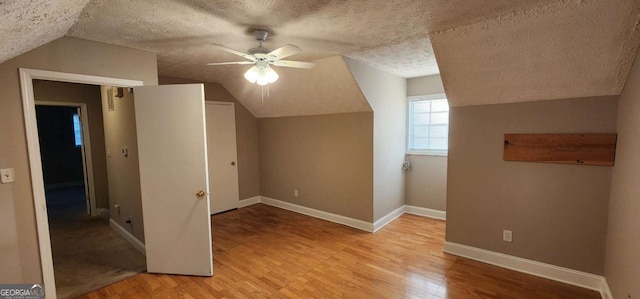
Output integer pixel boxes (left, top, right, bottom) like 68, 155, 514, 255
79, 204, 600, 298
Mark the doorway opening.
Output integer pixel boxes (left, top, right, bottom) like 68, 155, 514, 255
20, 69, 142, 298
33, 81, 146, 299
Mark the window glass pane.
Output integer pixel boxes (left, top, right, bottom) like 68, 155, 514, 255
73, 114, 82, 147
412, 125, 429, 138
430, 112, 449, 125
431, 99, 449, 112
411, 138, 428, 150
413, 101, 431, 113
407, 97, 449, 153
429, 125, 448, 138
429, 138, 448, 150
413, 113, 430, 125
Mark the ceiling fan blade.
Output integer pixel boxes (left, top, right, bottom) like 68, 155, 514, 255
207, 61, 254, 66
271, 60, 315, 69
211, 44, 256, 61
267, 44, 302, 60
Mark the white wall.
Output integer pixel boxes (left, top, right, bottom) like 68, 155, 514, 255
344, 58, 407, 221
405, 75, 448, 211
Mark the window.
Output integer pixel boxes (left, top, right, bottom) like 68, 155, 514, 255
407, 95, 449, 155
73, 113, 82, 147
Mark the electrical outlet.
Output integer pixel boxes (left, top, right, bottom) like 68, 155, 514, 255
294, 189, 299, 197
0, 168, 15, 184
503, 230, 513, 243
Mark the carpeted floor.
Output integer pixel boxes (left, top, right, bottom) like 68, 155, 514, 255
46, 187, 146, 299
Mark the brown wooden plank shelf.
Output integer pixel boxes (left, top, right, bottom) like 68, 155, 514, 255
503, 133, 617, 166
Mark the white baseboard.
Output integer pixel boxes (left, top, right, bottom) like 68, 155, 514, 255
443, 241, 604, 292
404, 205, 446, 220
260, 196, 374, 232
109, 219, 146, 255
238, 196, 261, 208
373, 206, 405, 233
246, 196, 445, 233
600, 277, 613, 299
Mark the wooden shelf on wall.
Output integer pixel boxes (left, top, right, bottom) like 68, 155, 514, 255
503, 134, 617, 166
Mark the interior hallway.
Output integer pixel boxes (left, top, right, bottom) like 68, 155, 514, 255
77, 204, 598, 298
47, 187, 146, 298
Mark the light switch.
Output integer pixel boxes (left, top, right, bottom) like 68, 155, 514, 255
1, 168, 15, 183
106, 148, 111, 158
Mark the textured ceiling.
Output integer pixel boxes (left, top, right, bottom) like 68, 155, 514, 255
0, 0, 90, 63
3, 0, 640, 113
62, 0, 550, 82
223, 56, 371, 118
432, 0, 640, 107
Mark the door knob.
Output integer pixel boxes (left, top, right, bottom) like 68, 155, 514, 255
196, 190, 206, 198
231, 161, 236, 166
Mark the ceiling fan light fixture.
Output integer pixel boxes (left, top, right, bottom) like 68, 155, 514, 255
245, 64, 279, 85
244, 66, 260, 83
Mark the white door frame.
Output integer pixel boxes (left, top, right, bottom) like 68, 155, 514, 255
19, 68, 144, 299
35, 101, 96, 216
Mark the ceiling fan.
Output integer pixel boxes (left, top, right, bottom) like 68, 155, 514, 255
207, 29, 315, 85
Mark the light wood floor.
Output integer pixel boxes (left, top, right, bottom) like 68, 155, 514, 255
77, 204, 600, 298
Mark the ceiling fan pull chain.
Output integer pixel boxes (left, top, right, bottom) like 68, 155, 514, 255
261, 85, 265, 104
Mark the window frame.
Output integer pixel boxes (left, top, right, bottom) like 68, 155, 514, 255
406, 94, 449, 156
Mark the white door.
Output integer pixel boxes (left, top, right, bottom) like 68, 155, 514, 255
206, 102, 240, 214
134, 84, 213, 276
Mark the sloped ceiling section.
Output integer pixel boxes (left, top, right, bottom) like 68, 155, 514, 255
0, 0, 90, 63
432, 0, 640, 107
64, 0, 551, 82
222, 56, 371, 118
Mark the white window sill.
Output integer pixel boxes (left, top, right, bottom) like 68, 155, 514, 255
406, 151, 448, 157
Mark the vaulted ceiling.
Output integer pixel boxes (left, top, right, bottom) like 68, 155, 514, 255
2, 0, 640, 112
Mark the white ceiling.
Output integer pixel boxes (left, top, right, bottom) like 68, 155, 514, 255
432, 0, 640, 107
2, 0, 551, 82
2, 0, 639, 114
0, 0, 90, 63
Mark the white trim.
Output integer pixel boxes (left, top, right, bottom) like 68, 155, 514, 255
406, 151, 448, 157
20, 68, 144, 299
405, 205, 446, 220
372, 206, 405, 233
238, 196, 261, 208
241, 197, 446, 233
443, 241, 604, 292
260, 196, 374, 232
407, 93, 447, 101
35, 101, 98, 216
109, 219, 146, 255
600, 277, 613, 299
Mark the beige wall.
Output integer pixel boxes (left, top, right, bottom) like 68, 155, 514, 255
446, 96, 618, 274
258, 113, 374, 222
101, 86, 145, 242
344, 58, 406, 221
0, 36, 157, 283
405, 75, 448, 211
158, 76, 260, 199
407, 75, 446, 97
405, 156, 447, 211
604, 47, 640, 297
33, 80, 110, 210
